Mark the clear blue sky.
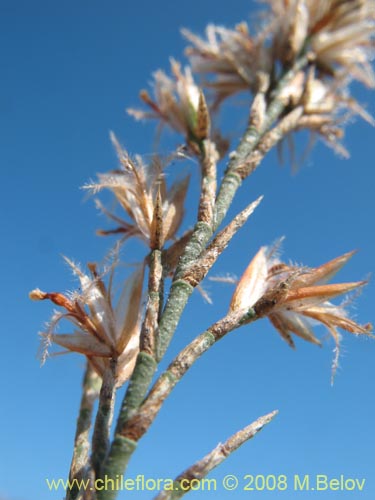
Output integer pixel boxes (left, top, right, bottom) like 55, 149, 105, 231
1, 1, 374, 499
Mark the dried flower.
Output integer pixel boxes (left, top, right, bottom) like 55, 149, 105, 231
269, 0, 375, 86
277, 67, 374, 160
85, 134, 190, 248
183, 23, 272, 106
30, 257, 144, 387
230, 245, 372, 380
301, 75, 374, 156
128, 59, 210, 146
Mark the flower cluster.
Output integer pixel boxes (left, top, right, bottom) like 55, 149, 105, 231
268, 0, 375, 86
182, 23, 272, 107
128, 59, 210, 146
85, 133, 190, 249
123, 1, 375, 165
268, 0, 375, 155
230, 246, 372, 380
30, 258, 144, 387
278, 67, 374, 158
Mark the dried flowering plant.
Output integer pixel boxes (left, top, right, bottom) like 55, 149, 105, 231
30, 1, 374, 499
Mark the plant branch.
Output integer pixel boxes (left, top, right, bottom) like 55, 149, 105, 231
235, 106, 304, 179
157, 198, 261, 360
214, 54, 309, 229
155, 86, 306, 362
153, 410, 278, 500
97, 353, 156, 500
99, 309, 255, 500
155, 60, 310, 367
99, 55, 310, 497
180, 197, 262, 287
120, 308, 257, 442
66, 362, 101, 500
91, 359, 117, 477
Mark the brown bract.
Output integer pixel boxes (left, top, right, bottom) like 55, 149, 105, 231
29, 258, 144, 387
230, 245, 372, 380
85, 134, 190, 249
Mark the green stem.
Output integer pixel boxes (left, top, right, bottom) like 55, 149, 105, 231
156, 279, 194, 361
91, 359, 117, 477
115, 352, 157, 430
66, 363, 101, 500
120, 309, 257, 444
173, 221, 213, 278
97, 354, 156, 500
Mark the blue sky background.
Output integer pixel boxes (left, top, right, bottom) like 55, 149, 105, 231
1, 1, 374, 499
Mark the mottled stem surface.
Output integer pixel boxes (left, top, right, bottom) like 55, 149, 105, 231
198, 139, 218, 226
141, 249, 164, 356
91, 359, 117, 477
66, 363, 101, 500
120, 309, 257, 443
154, 411, 278, 500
